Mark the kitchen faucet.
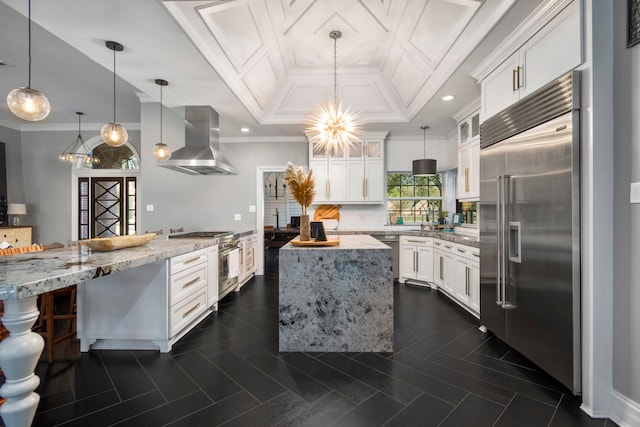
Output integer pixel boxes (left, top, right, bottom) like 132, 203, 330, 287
420, 207, 431, 231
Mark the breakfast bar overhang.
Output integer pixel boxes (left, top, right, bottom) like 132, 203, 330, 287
278, 234, 393, 352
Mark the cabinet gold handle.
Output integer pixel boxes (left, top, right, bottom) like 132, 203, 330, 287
363, 178, 366, 197
183, 256, 201, 265
445, 245, 453, 249
365, 178, 368, 198
466, 266, 470, 295
457, 248, 466, 254
517, 66, 523, 89
416, 251, 419, 272
512, 68, 517, 91
472, 252, 479, 258
182, 302, 201, 318
439, 256, 444, 280
465, 168, 470, 192
182, 277, 201, 288
407, 240, 426, 243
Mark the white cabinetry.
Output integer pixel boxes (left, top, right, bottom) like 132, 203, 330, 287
456, 108, 480, 201
399, 236, 433, 285
168, 249, 209, 337
308, 132, 386, 204
480, 0, 581, 120
238, 233, 257, 289
433, 239, 455, 295
78, 247, 216, 353
433, 239, 480, 317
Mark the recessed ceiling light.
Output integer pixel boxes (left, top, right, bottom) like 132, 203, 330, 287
240, 127, 250, 133
442, 95, 455, 101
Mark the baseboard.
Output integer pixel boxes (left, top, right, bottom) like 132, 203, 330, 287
609, 389, 640, 427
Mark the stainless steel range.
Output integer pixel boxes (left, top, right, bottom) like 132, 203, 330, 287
169, 231, 240, 299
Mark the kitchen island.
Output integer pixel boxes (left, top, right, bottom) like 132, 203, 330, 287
0, 237, 219, 427
279, 234, 393, 352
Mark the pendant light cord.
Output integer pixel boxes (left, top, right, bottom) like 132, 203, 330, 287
159, 84, 163, 143
333, 34, 337, 105
421, 125, 429, 158
112, 47, 116, 123
27, 0, 32, 88
77, 112, 81, 139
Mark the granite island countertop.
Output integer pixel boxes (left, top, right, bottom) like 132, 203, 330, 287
0, 237, 221, 301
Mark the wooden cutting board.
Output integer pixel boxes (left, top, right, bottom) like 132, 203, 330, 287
289, 236, 340, 246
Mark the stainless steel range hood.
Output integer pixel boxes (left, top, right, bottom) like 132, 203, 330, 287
158, 106, 238, 175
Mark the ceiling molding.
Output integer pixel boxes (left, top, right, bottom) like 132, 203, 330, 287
221, 135, 307, 144
451, 96, 481, 122
16, 122, 142, 132
0, 119, 21, 131
470, 0, 574, 82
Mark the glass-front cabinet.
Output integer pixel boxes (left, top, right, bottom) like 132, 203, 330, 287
308, 132, 387, 204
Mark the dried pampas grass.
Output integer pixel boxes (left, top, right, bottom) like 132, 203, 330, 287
284, 162, 315, 215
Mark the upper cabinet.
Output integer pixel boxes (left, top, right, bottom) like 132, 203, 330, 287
453, 100, 480, 201
473, 0, 582, 122
308, 132, 387, 204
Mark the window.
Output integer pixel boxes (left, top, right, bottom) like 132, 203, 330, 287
387, 173, 442, 223
83, 143, 139, 170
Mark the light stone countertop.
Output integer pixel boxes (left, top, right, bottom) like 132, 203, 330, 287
0, 238, 220, 301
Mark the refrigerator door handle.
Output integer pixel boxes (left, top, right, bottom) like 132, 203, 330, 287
503, 175, 517, 309
496, 176, 503, 306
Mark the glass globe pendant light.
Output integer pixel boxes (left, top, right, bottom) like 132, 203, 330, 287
412, 125, 437, 176
152, 79, 171, 161
100, 41, 128, 147
6, 0, 50, 121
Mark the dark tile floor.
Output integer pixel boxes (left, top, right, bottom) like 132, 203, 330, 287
21, 254, 617, 427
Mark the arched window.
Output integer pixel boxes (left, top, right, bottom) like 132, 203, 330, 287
82, 142, 140, 170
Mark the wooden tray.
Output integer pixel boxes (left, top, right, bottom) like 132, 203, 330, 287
289, 236, 340, 246
81, 233, 156, 251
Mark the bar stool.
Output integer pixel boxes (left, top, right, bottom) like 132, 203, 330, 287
33, 243, 77, 363
34, 286, 77, 363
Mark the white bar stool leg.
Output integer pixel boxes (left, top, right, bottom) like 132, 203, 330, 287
0, 297, 44, 427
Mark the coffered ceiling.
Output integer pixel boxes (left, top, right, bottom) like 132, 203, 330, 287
167, 0, 484, 124
0, 0, 531, 137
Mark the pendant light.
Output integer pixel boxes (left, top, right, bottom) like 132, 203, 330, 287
412, 125, 437, 176
100, 41, 128, 147
6, 0, 50, 121
152, 79, 171, 161
59, 112, 100, 165
306, 30, 361, 156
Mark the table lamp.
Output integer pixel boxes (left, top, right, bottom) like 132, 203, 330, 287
7, 203, 27, 226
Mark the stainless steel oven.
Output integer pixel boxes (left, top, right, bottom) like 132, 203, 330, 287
218, 235, 239, 300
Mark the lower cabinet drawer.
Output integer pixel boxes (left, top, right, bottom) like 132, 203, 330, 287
170, 263, 207, 305
170, 288, 207, 338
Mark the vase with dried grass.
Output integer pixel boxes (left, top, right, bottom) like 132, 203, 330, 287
284, 162, 315, 241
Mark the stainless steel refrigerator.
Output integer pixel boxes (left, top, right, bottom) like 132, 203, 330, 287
479, 71, 581, 393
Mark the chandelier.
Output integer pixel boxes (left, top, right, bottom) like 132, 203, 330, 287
59, 112, 100, 165
306, 30, 361, 156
